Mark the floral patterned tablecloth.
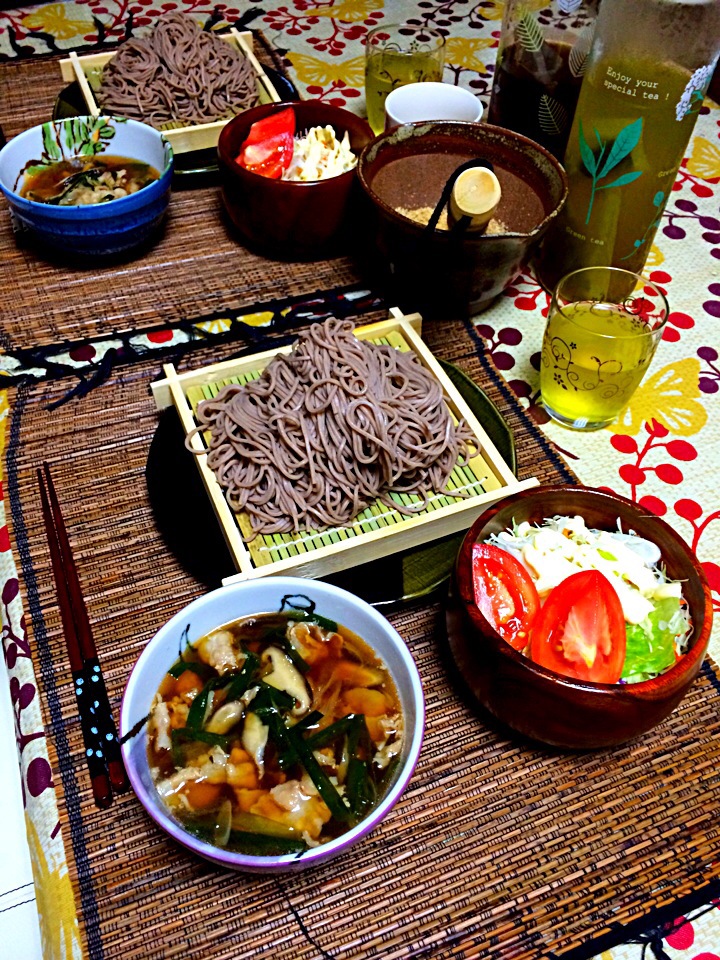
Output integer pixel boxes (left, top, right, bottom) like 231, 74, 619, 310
0, 2, 719, 959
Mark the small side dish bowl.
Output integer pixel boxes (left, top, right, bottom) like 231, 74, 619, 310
0, 116, 173, 258
120, 576, 424, 872
446, 485, 713, 748
357, 120, 568, 316
217, 100, 373, 260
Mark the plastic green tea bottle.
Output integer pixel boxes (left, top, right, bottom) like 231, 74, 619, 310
536, 0, 720, 292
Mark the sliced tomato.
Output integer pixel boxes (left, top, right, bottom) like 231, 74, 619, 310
471, 543, 540, 651
238, 137, 291, 178
241, 107, 296, 146
529, 569, 626, 683
236, 108, 296, 179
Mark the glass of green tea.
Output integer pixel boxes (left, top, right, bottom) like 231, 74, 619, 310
365, 23, 445, 135
540, 266, 668, 431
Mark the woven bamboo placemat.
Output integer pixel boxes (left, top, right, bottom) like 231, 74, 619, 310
0, 48, 366, 352
5, 311, 720, 960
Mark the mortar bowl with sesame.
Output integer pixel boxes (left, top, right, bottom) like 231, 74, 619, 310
356, 120, 568, 317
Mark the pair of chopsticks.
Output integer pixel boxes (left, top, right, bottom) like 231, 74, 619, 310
38, 463, 128, 808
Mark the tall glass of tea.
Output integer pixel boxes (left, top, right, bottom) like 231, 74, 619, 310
540, 266, 668, 431
365, 23, 445, 135
487, 0, 599, 159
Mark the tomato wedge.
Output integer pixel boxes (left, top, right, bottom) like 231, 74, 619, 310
471, 543, 540, 651
236, 107, 296, 179
529, 569, 626, 683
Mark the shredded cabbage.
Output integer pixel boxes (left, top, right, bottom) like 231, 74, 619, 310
283, 126, 356, 182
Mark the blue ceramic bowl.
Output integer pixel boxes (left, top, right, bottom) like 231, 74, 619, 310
0, 116, 173, 258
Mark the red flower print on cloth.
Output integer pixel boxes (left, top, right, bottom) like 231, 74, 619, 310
504, 272, 550, 317
611, 420, 697, 499
264, 1, 380, 57
663, 309, 695, 344
147, 329, 174, 344
646, 269, 671, 292
672, 165, 717, 198
305, 80, 360, 106
664, 915, 694, 949
674, 498, 720, 611
69, 343, 97, 362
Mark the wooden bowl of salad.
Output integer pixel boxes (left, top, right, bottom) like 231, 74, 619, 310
217, 100, 373, 260
446, 485, 713, 749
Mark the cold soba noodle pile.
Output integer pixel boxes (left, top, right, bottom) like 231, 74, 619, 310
192, 319, 478, 535
97, 14, 257, 127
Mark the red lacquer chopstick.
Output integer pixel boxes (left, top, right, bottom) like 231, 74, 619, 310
38, 464, 128, 806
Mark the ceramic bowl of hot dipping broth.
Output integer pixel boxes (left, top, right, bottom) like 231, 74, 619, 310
121, 576, 424, 872
356, 121, 567, 316
217, 101, 373, 260
446, 485, 712, 749
0, 116, 173, 258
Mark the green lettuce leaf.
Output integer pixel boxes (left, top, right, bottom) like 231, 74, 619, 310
621, 596, 688, 683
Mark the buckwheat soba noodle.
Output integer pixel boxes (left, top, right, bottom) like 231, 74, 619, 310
97, 14, 257, 128
189, 319, 479, 536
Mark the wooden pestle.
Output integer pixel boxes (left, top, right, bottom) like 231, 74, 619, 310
448, 166, 502, 233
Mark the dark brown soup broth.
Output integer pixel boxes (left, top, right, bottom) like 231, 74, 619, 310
21, 154, 160, 205
147, 610, 403, 856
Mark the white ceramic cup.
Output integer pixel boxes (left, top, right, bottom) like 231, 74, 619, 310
384, 81, 483, 130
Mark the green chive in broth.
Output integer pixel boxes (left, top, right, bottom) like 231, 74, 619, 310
21, 155, 160, 206
147, 610, 403, 856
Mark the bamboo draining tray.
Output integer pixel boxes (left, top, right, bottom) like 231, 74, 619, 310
152, 309, 538, 584
59, 29, 280, 153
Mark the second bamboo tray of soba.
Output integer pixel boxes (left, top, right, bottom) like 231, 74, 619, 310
152, 309, 538, 585
59, 29, 280, 154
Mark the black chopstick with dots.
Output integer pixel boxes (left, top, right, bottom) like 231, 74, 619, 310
38, 463, 128, 807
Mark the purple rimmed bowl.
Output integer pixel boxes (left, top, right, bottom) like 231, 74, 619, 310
120, 576, 424, 872
445, 485, 713, 749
